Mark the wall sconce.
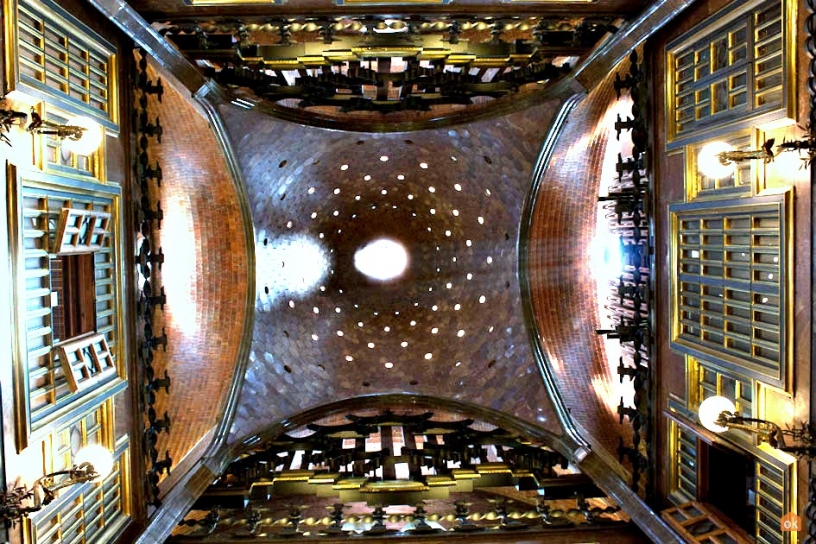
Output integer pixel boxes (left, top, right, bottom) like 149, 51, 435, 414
697, 139, 776, 179
0, 444, 113, 524
698, 396, 816, 459
27, 111, 103, 155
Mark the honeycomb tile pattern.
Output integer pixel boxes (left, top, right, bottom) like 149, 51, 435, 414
141, 63, 250, 471
221, 100, 563, 442
527, 71, 624, 460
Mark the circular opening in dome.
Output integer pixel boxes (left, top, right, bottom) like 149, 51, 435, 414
354, 238, 409, 281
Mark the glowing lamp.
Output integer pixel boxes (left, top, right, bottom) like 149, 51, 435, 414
698, 395, 736, 433
61, 117, 104, 156
74, 444, 114, 481
697, 141, 736, 180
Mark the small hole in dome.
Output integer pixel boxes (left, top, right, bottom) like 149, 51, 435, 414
380, 155, 389, 162
401, 341, 408, 347
384, 326, 391, 332
487, 359, 496, 368
308, 187, 315, 194
454, 303, 461, 310
452, 210, 459, 216
410, 321, 417, 326
312, 334, 319, 341
384, 362, 393, 369
284, 364, 292, 373
488, 325, 494, 332
382, 189, 387, 195
457, 330, 465, 337
486, 256, 493, 264
432, 305, 438, 311
483, 156, 493, 164
355, 195, 361, 200
420, 162, 429, 169
264, 285, 269, 294
336, 330, 344, 336
405, 139, 414, 145
408, 194, 414, 200
466, 273, 473, 280
358, 321, 364, 327
334, 188, 341, 194
397, 174, 405, 180
454, 184, 462, 191
506, 281, 511, 289
478, 216, 485, 224
362, 381, 371, 387
486, 189, 492, 196
286, 221, 293, 228
364, 175, 371, 181
283, 330, 289, 337
340, 164, 349, 170
431, 327, 439, 334
445, 230, 451, 237
279, 160, 287, 168
333, 210, 339, 216
317, 364, 326, 371
451, 156, 457, 162
288, 300, 295, 308
479, 295, 486, 303
424, 353, 433, 360
356, 140, 365, 145
428, 187, 435, 193
335, 307, 342, 313
313, 307, 319, 314
455, 361, 462, 367
452, 257, 457, 262
280, 193, 286, 201
368, 342, 376, 349
311, 212, 317, 219
263, 238, 268, 246
346, 355, 354, 362
446, 282, 452, 289
410, 380, 418, 385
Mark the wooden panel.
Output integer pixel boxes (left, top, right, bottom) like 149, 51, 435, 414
52, 208, 111, 254
54, 333, 116, 393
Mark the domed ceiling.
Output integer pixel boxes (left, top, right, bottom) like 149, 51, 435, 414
218, 98, 564, 442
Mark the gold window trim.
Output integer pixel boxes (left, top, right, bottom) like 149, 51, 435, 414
3, 0, 119, 131
7, 165, 126, 451
669, 191, 792, 391
664, 0, 797, 149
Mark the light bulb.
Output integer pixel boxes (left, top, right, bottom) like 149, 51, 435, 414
62, 117, 103, 156
698, 395, 736, 433
74, 444, 114, 481
697, 141, 735, 180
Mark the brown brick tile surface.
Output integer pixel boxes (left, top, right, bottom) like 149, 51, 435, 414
140, 63, 250, 475
527, 72, 628, 463
220, 100, 564, 442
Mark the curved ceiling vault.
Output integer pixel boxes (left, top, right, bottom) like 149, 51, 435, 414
217, 98, 566, 443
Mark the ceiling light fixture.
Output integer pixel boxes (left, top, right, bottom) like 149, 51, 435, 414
27, 111, 103, 155
0, 445, 113, 523
698, 396, 816, 459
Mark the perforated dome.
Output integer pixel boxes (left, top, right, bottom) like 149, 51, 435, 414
221, 100, 563, 441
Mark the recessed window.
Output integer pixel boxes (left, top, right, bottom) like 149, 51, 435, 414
51, 253, 96, 342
